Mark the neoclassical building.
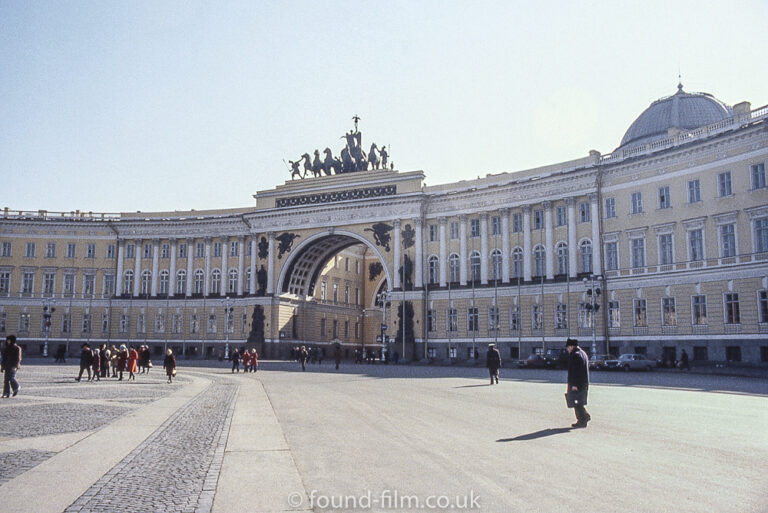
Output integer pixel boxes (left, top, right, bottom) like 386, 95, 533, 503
2, 84, 767, 363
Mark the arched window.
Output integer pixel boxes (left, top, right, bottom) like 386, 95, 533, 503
469, 251, 481, 282
211, 269, 221, 295
448, 253, 460, 283
580, 240, 593, 274
140, 270, 152, 296
512, 248, 523, 279
427, 255, 439, 284
244, 268, 251, 294
556, 242, 568, 276
158, 270, 169, 295
228, 269, 238, 294
123, 270, 134, 295
176, 269, 186, 295
490, 249, 502, 281
533, 245, 546, 277
194, 269, 205, 295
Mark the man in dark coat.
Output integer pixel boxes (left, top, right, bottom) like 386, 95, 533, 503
486, 343, 502, 385
333, 344, 342, 370
566, 338, 591, 428
2, 335, 22, 397
75, 343, 93, 382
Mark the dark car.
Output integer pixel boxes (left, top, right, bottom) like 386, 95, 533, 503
518, 354, 546, 369
544, 348, 569, 369
605, 354, 655, 371
589, 354, 616, 370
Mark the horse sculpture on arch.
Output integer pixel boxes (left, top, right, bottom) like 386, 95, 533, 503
368, 142, 380, 170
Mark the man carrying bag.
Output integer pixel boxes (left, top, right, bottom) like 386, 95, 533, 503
565, 338, 591, 428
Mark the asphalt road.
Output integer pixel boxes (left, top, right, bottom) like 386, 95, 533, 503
257, 362, 768, 513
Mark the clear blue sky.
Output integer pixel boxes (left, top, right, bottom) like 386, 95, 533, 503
1, 0, 766, 213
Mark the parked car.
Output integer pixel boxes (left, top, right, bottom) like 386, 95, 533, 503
544, 348, 569, 369
589, 354, 616, 370
518, 354, 547, 369
605, 354, 655, 371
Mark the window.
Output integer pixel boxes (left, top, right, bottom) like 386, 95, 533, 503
754, 218, 768, 253
467, 307, 479, 332
1, 242, 11, 257
0, 313, 5, 332
688, 229, 704, 261
659, 234, 674, 265
140, 270, 151, 296
512, 248, 523, 279
208, 314, 217, 333
449, 222, 459, 240
720, 224, 736, 258
469, 252, 481, 282
718, 171, 732, 197
211, 270, 221, 295
143, 243, 152, 259
178, 243, 187, 258
578, 303, 593, 329
0, 271, 9, 296
751, 163, 766, 190
533, 246, 545, 277
102, 313, 110, 334
319, 281, 326, 300
332, 320, 339, 339
83, 274, 95, 298
693, 346, 708, 361
196, 242, 205, 258
228, 269, 238, 294
579, 202, 590, 223
490, 249, 502, 281
631, 192, 643, 214
662, 297, 676, 326
356, 261, 360, 274
161, 243, 170, 258
427, 309, 436, 332
22, 271, 35, 295
190, 314, 199, 334
19, 313, 30, 332
226, 310, 234, 334
62, 313, 72, 334
512, 213, 522, 233
579, 240, 592, 274
344, 285, 349, 304
194, 270, 204, 294
688, 179, 701, 203
658, 186, 670, 209
344, 320, 349, 338
556, 243, 568, 275
25, 242, 36, 258
759, 291, 768, 324
106, 244, 115, 259
448, 254, 460, 283
138, 313, 147, 334
726, 346, 742, 362
86, 244, 95, 258
43, 272, 55, 296
155, 313, 165, 333
556, 206, 567, 226
332, 283, 338, 302
173, 314, 183, 334
119, 314, 130, 334
126, 244, 135, 259
46, 242, 56, 258
509, 307, 520, 332
446, 308, 457, 332
491, 216, 501, 235
555, 303, 567, 329
631, 238, 645, 268
489, 306, 500, 331
320, 318, 327, 338
244, 269, 251, 294
176, 270, 186, 295
66, 243, 76, 258
429, 224, 438, 242
605, 242, 618, 271
230, 241, 239, 257
724, 293, 740, 324
608, 301, 620, 328
345, 258, 349, 272
123, 270, 134, 295
470, 219, 480, 237
104, 274, 115, 296
633, 299, 647, 327
158, 270, 169, 295
355, 288, 360, 305
531, 305, 542, 330
692, 295, 707, 325
213, 242, 221, 257
63, 273, 75, 296
533, 210, 543, 230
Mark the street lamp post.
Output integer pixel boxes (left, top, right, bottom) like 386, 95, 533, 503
377, 290, 389, 361
583, 275, 602, 356
42, 299, 56, 357
224, 296, 233, 360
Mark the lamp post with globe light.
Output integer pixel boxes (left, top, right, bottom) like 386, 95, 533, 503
583, 275, 602, 356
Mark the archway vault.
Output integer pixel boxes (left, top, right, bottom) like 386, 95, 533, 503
277, 229, 392, 297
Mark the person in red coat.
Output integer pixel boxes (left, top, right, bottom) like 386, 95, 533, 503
241, 349, 251, 373
127, 346, 139, 381
90, 348, 101, 382
250, 349, 258, 372
117, 345, 128, 381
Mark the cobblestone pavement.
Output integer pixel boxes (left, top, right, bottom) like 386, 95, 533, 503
64, 377, 237, 513
0, 449, 57, 484
0, 403, 131, 438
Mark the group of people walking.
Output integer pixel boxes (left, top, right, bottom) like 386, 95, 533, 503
76, 343, 177, 384
229, 348, 259, 373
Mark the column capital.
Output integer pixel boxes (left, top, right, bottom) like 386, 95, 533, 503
204, 237, 212, 243
438, 217, 447, 225
152, 238, 160, 245
413, 218, 422, 228
239, 235, 246, 241
187, 237, 195, 244
267, 231, 276, 239
588, 192, 599, 202
393, 219, 401, 228
479, 212, 489, 220
459, 214, 468, 222
522, 205, 532, 213
168, 237, 177, 244
565, 197, 576, 206
542, 201, 552, 210
499, 207, 510, 217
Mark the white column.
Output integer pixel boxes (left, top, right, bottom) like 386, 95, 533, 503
168, 239, 177, 296
567, 198, 577, 278
480, 213, 489, 285
267, 232, 275, 294
501, 209, 510, 283
438, 217, 447, 287
590, 193, 602, 275
393, 220, 401, 289
459, 215, 468, 285
133, 239, 142, 297
220, 237, 229, 296
522, 207, 532, 282
414, 219, 423, 289
544, 202, 554, 280
249, 237, 257, 295
150, 239, 160, 297
185, 238, 194, 297
237, 237, 245, 296
115, 240, 125, 296
204, 238, 212, 296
